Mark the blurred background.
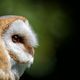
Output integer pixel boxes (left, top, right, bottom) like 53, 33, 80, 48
0, 0, 76, 80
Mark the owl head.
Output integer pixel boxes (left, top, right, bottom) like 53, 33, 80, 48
0, 15, 38, 80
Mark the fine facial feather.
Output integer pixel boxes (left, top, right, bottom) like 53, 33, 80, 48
0, 15, 38, 80
2, 20, 37, 63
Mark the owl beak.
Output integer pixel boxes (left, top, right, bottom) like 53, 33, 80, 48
27, 46, 34, 56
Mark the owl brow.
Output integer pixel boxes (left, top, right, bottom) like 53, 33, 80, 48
1, 17, 26, 34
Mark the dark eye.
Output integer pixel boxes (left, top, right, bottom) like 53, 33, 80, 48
12, 34, 24, 43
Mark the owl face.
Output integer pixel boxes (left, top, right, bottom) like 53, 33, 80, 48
0, 16, 38, 80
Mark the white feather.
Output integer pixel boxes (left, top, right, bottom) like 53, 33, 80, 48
2, 19, 38, 78
2, 20, 35, 63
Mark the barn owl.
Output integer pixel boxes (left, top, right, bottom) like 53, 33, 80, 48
0, 15, 38, 80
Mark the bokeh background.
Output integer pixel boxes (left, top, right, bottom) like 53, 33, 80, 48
0, 0, 76, 80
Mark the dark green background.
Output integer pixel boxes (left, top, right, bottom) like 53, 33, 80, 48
0, 0, 76, 80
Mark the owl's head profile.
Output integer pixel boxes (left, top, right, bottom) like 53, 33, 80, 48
0, 15, 38, 80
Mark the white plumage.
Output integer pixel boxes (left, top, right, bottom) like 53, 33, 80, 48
0, 15, 38, 80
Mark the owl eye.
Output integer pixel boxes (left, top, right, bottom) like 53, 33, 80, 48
12, 34, 24, 43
